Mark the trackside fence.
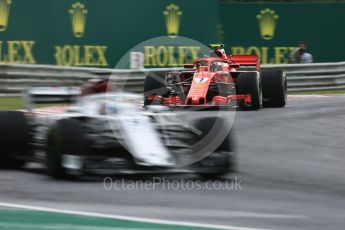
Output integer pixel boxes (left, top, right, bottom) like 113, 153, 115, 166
0, 62, 345, 96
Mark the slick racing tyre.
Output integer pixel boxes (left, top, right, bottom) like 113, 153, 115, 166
261, 70, 287, 107
0, 111, 30, 169
196, 133, 236, 178
47, 119, 87, 179
190, 117, 236, 178
237, 72, 262, 110
143, 73, 169, 106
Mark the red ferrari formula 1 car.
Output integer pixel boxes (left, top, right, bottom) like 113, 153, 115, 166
144, 44, 287, 110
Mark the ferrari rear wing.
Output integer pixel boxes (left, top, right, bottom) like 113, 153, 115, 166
227, 55, 260, 71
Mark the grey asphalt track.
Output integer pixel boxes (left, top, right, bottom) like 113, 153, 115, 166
1, 95, 345, 230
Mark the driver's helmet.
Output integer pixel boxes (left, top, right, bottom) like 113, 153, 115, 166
210, 48, 226, 59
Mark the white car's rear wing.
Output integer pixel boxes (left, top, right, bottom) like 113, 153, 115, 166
25, 86, 81, 110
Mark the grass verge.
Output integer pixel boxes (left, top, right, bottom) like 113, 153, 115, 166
0, 97, 67, 111
0, 97, 23, 111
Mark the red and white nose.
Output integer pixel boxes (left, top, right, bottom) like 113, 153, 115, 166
192, 97, 200, 105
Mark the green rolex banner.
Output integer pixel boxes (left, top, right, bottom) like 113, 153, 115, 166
0, 0, 220, 68
0, 0, 344, 67
220, 2, 345, 64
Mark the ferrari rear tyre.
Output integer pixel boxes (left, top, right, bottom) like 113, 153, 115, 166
144, 73, 168, 106
237, 72, 262, 110
0, 111, 30, 169
261, 70, 287, 107
47, 119, 87, 179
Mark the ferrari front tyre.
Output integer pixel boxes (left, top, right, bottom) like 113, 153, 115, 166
237, 72, 262, 110
0, 111, 30, 169
261, 70, 287, 107
143, 73, 168, 106
47, 119, 87, 179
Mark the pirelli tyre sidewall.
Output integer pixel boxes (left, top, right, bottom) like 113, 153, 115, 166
47, 119, 87, 178
0, 111, 30, 169
237, 72, 262, 110
261, 69, 287, 107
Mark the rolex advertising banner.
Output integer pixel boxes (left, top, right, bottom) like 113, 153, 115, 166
0, 0, 220, 68
220, 2, 345, 64
0, 0, 344, 68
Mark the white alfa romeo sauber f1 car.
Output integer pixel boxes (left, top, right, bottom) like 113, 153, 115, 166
0, 86, 235, 178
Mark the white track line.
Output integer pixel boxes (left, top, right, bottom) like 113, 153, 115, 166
0, 202, 270, 230
288, 95, 330, 99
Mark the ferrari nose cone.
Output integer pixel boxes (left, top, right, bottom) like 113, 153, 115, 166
192, 97, 200, 105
